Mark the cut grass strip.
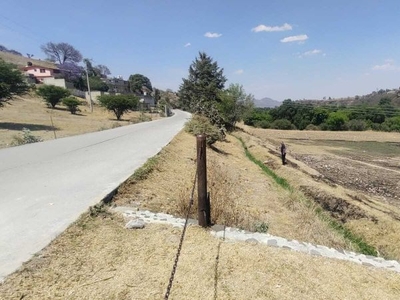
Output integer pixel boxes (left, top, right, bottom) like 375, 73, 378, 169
235, 136, 377, 256
130, 154, 160, 181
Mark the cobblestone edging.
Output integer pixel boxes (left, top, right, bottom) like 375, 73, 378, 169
113, 207, 400, 273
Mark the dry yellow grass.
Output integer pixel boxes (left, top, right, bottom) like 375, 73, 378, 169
1, 212, 399, 300
0, 94, 160, 148
2, 104, 400, 298
115, 130, 351, 250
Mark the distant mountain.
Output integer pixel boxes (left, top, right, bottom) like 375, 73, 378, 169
253, 97, 281, 108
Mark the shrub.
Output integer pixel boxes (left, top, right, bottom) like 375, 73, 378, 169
254, 222, 269, 233
254, 120, 271, 129
320, 123, 329, 131
36, 85, 70, 108
305, 124, 319, 131
62, 97, 81, 114
98, 94, 139, 120
382, 116, 400, 132
326, 111, 348, 131
12, 128, 42, 146
184, 115, 223, 146
347, 119, 367, 131
270, 119, 293, 130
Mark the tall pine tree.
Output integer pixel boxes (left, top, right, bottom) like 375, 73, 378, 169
178, 52, 226, 125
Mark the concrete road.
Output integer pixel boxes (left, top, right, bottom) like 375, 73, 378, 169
0, 110, 191, 281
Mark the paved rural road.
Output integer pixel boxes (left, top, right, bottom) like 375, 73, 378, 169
0, 110, 191, 281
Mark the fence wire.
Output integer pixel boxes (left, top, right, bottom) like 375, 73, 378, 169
164, 165, 198, 300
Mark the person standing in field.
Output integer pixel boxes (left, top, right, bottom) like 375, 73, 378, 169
280, 142, 286, 165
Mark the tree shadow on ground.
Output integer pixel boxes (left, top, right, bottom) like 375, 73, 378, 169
0, 122, 57, 131
210, 144, 230, 156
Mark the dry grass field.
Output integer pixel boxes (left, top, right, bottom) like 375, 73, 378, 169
1, 101, 400, 299
240, 125, 400, 259
0, 94, 159, 149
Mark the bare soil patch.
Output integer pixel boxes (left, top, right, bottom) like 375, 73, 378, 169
239, 125, 400, 259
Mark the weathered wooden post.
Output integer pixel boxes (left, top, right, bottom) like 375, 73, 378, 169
197, 135, 210, 227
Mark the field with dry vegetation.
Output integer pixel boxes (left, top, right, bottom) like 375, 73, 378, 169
0, 94, 159, 149
1, 116, 400, 298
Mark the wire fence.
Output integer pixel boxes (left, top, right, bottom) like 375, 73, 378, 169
164, 165, 198, 300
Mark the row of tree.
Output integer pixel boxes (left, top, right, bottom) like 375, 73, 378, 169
244, 98, 400, 132
40, 42, 153, 94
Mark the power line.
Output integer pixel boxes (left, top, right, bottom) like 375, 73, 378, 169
0, 14, 49, 43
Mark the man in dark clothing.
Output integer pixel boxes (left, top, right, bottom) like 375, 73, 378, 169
280, 142, 286, 165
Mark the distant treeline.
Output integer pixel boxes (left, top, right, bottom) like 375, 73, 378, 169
244, 98, 400, 132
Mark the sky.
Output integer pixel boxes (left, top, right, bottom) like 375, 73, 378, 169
1, 0, 400, 101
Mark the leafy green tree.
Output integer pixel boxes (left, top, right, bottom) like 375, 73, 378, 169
0, 58, 29, 106
243, 108, 272, 126
62, 97, 81, 114
326, 111, 348, 130
129, 74, 153, 93
88, 76, 109, 92
98, 94, 139, 120
218, 84, 254, 130
36, 85, 70, 108
311, 107, 329, 125
178, 52, 227, 125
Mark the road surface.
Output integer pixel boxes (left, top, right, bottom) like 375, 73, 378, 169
0, 110, 191, 281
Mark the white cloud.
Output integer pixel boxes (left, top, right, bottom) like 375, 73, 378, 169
251, 23, 292, 32
372, 63, 397, 71
184, 42, 191, 47
280, 34, 308, 43
204, 32, 222, 38
234, 69, 244, 75
304, 49, 321, 55
298, 49, 324, 58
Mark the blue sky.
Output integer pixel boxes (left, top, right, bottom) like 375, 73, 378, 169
1, 0, 399, 101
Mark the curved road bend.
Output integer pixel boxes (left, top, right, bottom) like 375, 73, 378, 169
0, 110, 191, 281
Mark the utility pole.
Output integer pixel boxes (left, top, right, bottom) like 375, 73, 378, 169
84, 59, 93, 113
197, 135, 210, 227
85, 67, 93, 113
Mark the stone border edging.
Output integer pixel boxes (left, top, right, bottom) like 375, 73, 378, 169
113, 207, 400, 273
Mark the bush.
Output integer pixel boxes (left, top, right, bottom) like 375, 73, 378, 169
36, 85, 70, 108
382, 116, 400, 132
98, 94, 139, 120
326, 111, 348, 131
184, 115, 223, 146
62, 97, 81, 114
254, 120, 271, 129
347, 119, 367, 131
320, 123, 329, 131
270, 119, 293, 130
12, 128, 42, 146
305, 124, 319, 131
